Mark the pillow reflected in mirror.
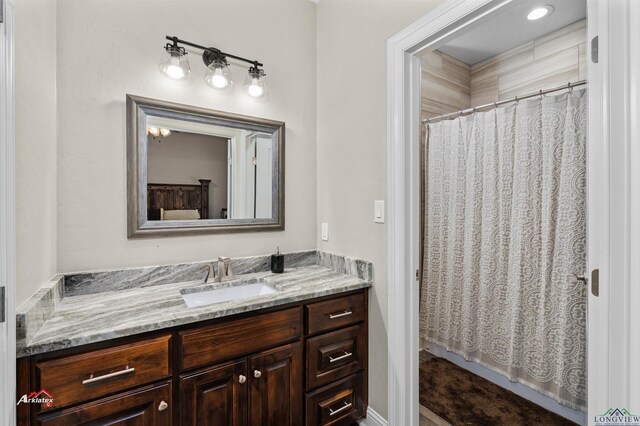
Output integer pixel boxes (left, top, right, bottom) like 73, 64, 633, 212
162, 209, 201, 221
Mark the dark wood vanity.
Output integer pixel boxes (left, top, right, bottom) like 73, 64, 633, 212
17, 289, 368, 426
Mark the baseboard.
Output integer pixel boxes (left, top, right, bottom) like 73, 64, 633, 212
359, 407, 388, 426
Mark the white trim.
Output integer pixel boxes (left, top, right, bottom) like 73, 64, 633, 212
627, 0, 640, 411
594, 0, 640, 419
386, 2, 519, 425
0, 0, 16, 424
586, 0, 607, 421
359, 407, 388, 426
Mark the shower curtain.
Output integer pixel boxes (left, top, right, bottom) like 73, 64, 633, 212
419, 89, 587, 410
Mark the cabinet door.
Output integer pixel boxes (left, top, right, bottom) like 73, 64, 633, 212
249, 343, 302, 426
37, 380, 171, 426
179, 360, 248, 426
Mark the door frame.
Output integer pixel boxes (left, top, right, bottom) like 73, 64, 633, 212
0, 0, 16, 424
385, 0, 637, 425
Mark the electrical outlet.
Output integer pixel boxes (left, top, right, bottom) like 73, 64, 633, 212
321, 223, 329, 241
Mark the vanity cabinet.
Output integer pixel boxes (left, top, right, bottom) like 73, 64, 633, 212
306, 324, 365, 390
17, 289, 368, 426
179, 343, 302, 426
304, 293, 368, 426
179, 307, 302, 371
179, 360, 246, 426
249, 343, 303, 426
34, 335, 171, 412
37, 381, 172, 426
305, 373, 365, 426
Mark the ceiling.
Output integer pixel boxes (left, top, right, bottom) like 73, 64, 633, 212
437, 0, 586, 65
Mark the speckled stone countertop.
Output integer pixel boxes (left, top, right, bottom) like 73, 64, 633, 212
16, 251, 372, 358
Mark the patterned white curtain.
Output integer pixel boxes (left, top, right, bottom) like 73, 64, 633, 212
419, 89, 587, 410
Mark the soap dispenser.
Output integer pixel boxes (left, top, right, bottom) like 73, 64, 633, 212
271, 246, 284, 273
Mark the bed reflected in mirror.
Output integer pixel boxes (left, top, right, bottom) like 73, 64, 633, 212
127, 95, 284, 238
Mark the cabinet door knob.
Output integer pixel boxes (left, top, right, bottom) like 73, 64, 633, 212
239, 374, 247, 384
158, 400, 168, 412
253, 370, 262, 378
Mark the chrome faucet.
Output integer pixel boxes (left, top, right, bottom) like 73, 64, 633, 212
216, 257, 235, 282
204, 263, 216, 284
204, 258, 235, 283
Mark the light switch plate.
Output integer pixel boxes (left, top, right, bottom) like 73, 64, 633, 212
374, 200, 385, 223
321, 223, 329, 241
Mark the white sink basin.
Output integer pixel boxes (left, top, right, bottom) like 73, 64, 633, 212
181, 280, 279, 308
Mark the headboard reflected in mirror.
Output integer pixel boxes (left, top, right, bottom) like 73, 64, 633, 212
126, 94, 284, 238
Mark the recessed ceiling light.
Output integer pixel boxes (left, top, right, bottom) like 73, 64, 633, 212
527, 5, 554, 20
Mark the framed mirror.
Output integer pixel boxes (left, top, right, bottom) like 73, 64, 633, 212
126, 95, 284, 237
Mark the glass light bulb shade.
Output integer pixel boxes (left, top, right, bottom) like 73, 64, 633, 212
247, 78, 263, 97
158, 49, 191, 80
204, 63, 233, 89
147, 126, 160, 137
160, 128, 171, 137
243, 73, 267, 98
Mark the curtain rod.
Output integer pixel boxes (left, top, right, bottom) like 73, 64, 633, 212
423, 80, 587, 124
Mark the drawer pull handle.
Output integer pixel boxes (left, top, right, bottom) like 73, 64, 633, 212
82, 366, 135, 385
329, 351, 353, 363
329, 401, 352, 416
328, 310, 352, 319
239, 374, 247, 384
158, 400, 168, 412
254, 370, 262, 378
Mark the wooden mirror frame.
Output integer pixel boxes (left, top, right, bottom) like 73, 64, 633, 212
126, 94, 285, 238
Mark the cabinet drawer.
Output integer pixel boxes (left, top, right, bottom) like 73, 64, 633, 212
306, 293, 364, 335
35, 335, 171, 411
37, 380, 171, 426
305, 373, 365, 426
180, 307, 302, 371
306, 324, 365, 390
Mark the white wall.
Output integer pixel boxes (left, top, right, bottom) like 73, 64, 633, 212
55, 0, 317, 274
316, 0, 443, 418
15, 0, 57, 305
14, 1, 448, 419
147, 132, 228, 218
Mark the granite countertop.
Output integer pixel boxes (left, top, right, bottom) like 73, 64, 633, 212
17, 251, 372, 358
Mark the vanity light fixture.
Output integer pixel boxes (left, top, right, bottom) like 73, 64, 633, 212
204, 51, 233, 89
158, 39, 191, 80
147, 126, 171, 138
159, 36, 267, 97
527, 5, 554, 20
244, 65, 267, 98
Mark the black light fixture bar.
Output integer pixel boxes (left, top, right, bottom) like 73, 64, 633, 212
166, 36, 263, 67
